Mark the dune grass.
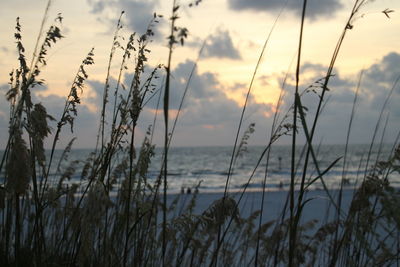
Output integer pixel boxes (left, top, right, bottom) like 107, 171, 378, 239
1, 0, 400, 266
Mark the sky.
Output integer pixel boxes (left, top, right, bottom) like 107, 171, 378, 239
0, 0, 400, 148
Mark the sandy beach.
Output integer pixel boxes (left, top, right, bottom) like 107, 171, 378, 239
167, 188, 356, 224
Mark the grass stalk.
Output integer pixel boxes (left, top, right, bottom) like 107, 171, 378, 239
288, 1, 307, 266
162, 1, 182, 263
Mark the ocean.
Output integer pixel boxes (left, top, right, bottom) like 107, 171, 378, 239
2, 144, 398, 194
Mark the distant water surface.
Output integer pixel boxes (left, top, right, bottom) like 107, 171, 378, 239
1, 144, 399, 193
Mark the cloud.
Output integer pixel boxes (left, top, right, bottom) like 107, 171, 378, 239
362, 53, 400, 118
154, 60, 270, 125
86, 0, 162, 37
228, 0, 343, 20
0, 83, 99, 148
0, 59, 271, 148
364, 52, 400, 86
202, 29, 241, 60
279, 52, 400, 144
0, 85, 10, 146
121, 59, 274, 146
35, 94, 99, 148
3, 52, 399, 148
116, 0, 160, 35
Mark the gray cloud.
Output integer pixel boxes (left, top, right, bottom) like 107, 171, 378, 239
362, 53, 400, 120
126, 59, 274, 146
117, 0, 160, 35
34, 94, 99, 148
150, 60, 270, 126
0, 85, 10, 146
87, 0, 162, 37
0, 83, 99, 148
171, 62, 272, 145
364, 52, 400, 86
202, 29, 241, 60
3, 52, 399, 148
0, 59, 269, 148
228, 0, 343, 20
137, 60, 222, 111
279, 52, 400, 144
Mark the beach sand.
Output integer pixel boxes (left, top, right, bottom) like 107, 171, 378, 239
167, 188, 355, 223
